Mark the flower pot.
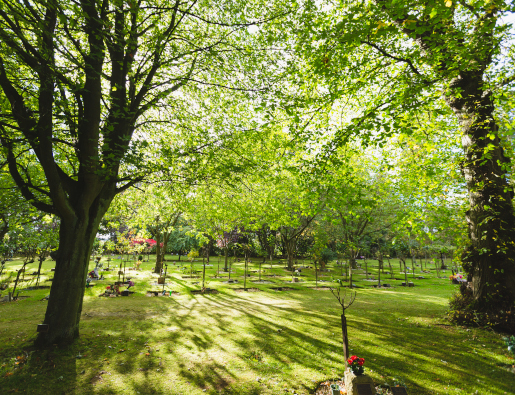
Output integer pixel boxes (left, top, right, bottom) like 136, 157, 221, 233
330, 383, 340, 395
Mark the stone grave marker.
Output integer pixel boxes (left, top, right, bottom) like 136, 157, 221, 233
356, 383, 374, 395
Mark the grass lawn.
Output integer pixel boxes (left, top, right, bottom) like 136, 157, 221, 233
0, 255, 513, 394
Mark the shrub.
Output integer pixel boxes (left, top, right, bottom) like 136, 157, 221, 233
448, 287, 515, 333
319, 248, 337, 265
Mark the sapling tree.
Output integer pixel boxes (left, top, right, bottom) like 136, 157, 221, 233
386, 255, 394, 280
310, 229, 330, 288
0, 173, 43, 252
115, 230, 139, 282
34, 217, 60, 287
187, 249, 199, 279
375, 250, 383, 287
216, 230, 241, 273
330, 281, 357, 370
253, 239, 268, 282
255, 225, 277, 263
11, 261, 28, 300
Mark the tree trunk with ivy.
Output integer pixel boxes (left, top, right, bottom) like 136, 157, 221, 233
367, 0, 515, 331
447, 72, 515, 324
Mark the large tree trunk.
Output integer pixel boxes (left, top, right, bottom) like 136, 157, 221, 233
284, 237, 295, 271
205, 236, 213, 263
349, 248, 357, 269
0, 221, 8, 242
35, 200, 109, 346
224, 247, 229, 271
155, 232, 171, 273
154, 234, 163, 274
447, 73, 515, 312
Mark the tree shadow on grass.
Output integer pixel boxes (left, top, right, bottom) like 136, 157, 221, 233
277, 287, 515, 394
163, 289, 514, 394
1, 281, 513, 395
0, 344, 78, 395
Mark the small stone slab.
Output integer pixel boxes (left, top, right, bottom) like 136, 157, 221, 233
356, 383, 374, 395
391, 387, 409, 395
24, 286, 51, 291
191, 288, 219, 294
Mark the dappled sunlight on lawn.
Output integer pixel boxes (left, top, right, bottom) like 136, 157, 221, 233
1, 257, 513, 394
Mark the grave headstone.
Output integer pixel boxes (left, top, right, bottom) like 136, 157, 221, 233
344, 370, 375, 395
356, 383, 374, 395
391, 386, 409, 395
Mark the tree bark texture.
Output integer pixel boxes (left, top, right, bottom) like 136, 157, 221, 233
35, 194, 113, 346
154, 234, 162, 274
447, 75, 515, 308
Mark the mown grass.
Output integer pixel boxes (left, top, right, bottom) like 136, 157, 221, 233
0, 255, 513, 394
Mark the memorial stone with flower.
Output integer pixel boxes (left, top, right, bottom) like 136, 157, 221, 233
344, 355, 375, 395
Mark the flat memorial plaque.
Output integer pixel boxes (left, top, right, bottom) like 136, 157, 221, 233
356, 384, 374, 395
391, 386, 409, 395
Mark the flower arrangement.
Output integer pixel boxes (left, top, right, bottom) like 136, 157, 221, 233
347, 355, 365, 375
449, 273, 465, 284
